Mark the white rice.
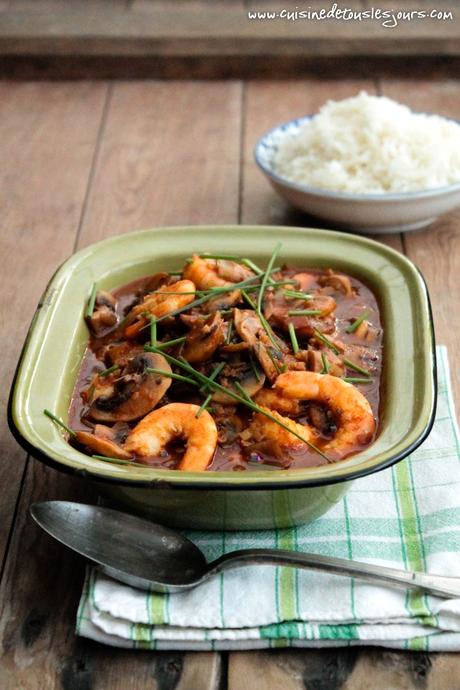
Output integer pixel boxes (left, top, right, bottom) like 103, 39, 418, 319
272, 92, 460, 194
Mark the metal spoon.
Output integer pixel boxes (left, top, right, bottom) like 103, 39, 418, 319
30, 501, 460, 598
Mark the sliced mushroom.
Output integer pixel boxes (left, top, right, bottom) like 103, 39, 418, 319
354, 320, 380, 342
212, 358, 266, 404
181, 312, 226, 363
75, 423, 132, 460
86, 290, 118, 337
297, 349, 345, 377
204, 290, 241, 313
214, 259, 254, 283
103, 341, 144, 368
318, 270, 353, 297
220, 341, 249, 353
88, 352, 172, 422
234, 309, 287, 382
142, 272, 172, 295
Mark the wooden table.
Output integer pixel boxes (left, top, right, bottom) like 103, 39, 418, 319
0, 77, 459, 689
0, 0, 459, 79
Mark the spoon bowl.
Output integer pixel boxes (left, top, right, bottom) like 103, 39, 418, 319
31, 501, 208, 592
31, 501, 460, 599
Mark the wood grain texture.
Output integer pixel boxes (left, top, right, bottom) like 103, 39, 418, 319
77, 80, 242, 245
1, 2, 459, 57
0, 81, 106, 570
379, 79, 460, 416
229, 648, 460, 690
241, 79, 375, 227
0, 79, 243, 689
1, 77, 460, 688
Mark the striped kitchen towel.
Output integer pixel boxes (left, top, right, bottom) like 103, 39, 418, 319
77, 346, 460, 651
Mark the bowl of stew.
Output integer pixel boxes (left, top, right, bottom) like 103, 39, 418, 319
8, 225, 436, 530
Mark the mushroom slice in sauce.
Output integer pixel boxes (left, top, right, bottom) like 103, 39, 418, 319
88, 352, 172, 422
212, 358, 266, 404
181, 312, 226, 363
75, 423, 132, 460
234, 309, 287, 382
317, 269, 353, 297
86, 290, 118, 336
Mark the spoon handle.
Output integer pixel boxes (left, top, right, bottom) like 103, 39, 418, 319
207, 549, 460, 599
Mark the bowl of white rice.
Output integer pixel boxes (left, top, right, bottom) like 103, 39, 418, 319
255, 92, 460, 234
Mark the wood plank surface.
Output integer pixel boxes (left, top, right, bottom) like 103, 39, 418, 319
379, 79, 460, 416
0, 80, 242, 688
228, 648, 460, 690
0, 82, 107, 570
1, 76, 460, 688
230, 77, 459, 689
78, 81, 242, 245
241, 79, 375, 227
1, 1, 459, 57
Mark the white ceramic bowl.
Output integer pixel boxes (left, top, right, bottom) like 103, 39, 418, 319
255, 115, 460, 234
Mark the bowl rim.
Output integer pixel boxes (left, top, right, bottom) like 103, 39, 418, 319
254, 114, 460, 202
8, 224, 437, 491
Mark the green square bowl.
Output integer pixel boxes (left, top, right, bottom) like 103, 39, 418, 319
8, 226, 436, 530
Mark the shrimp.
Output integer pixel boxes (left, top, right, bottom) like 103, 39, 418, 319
124, 402, 218, 471
253, 388, 300, 415
184, 255, 254, 290
250, 371, 375, 460
124, 280, 195, 339
183, 256, 254, 310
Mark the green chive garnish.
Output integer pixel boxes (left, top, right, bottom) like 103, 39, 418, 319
313, 328, 340, 355
99, 364, 120, 377
234, 380, 252, 402
155, 336, 186, 350
283, 290, 313, 300
242, 258, 263, 275
346, 309, 370, 334
288, 309, 322, 316
200, 253, 241, 261
343, 357, 371, 377
257, 243, 281, 314
150, 272, 278, 325
150, 317, 157, 345
249, 354, 263, 382
200, 362, 225, 394
343, 377, 372, 385
145, 367, 198, 386
85, 283, 97, 317
321, 352, 330, 374
147, 346, 329, 461
226, 319, 233, 344
44, 409, 76, 437
241, 289, 281, 353
196, 394, 213, 418
196, 363, 225, 417
153, 291, 197, 295
91, 454, 150, 468
288, 322, 299, 354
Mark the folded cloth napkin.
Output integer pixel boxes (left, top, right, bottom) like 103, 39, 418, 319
77, 346, 460, 651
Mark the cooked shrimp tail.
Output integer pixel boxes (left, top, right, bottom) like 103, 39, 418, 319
124, 402, 218, 471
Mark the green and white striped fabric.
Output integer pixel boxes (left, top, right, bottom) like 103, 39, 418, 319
77, 346, 460, 651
